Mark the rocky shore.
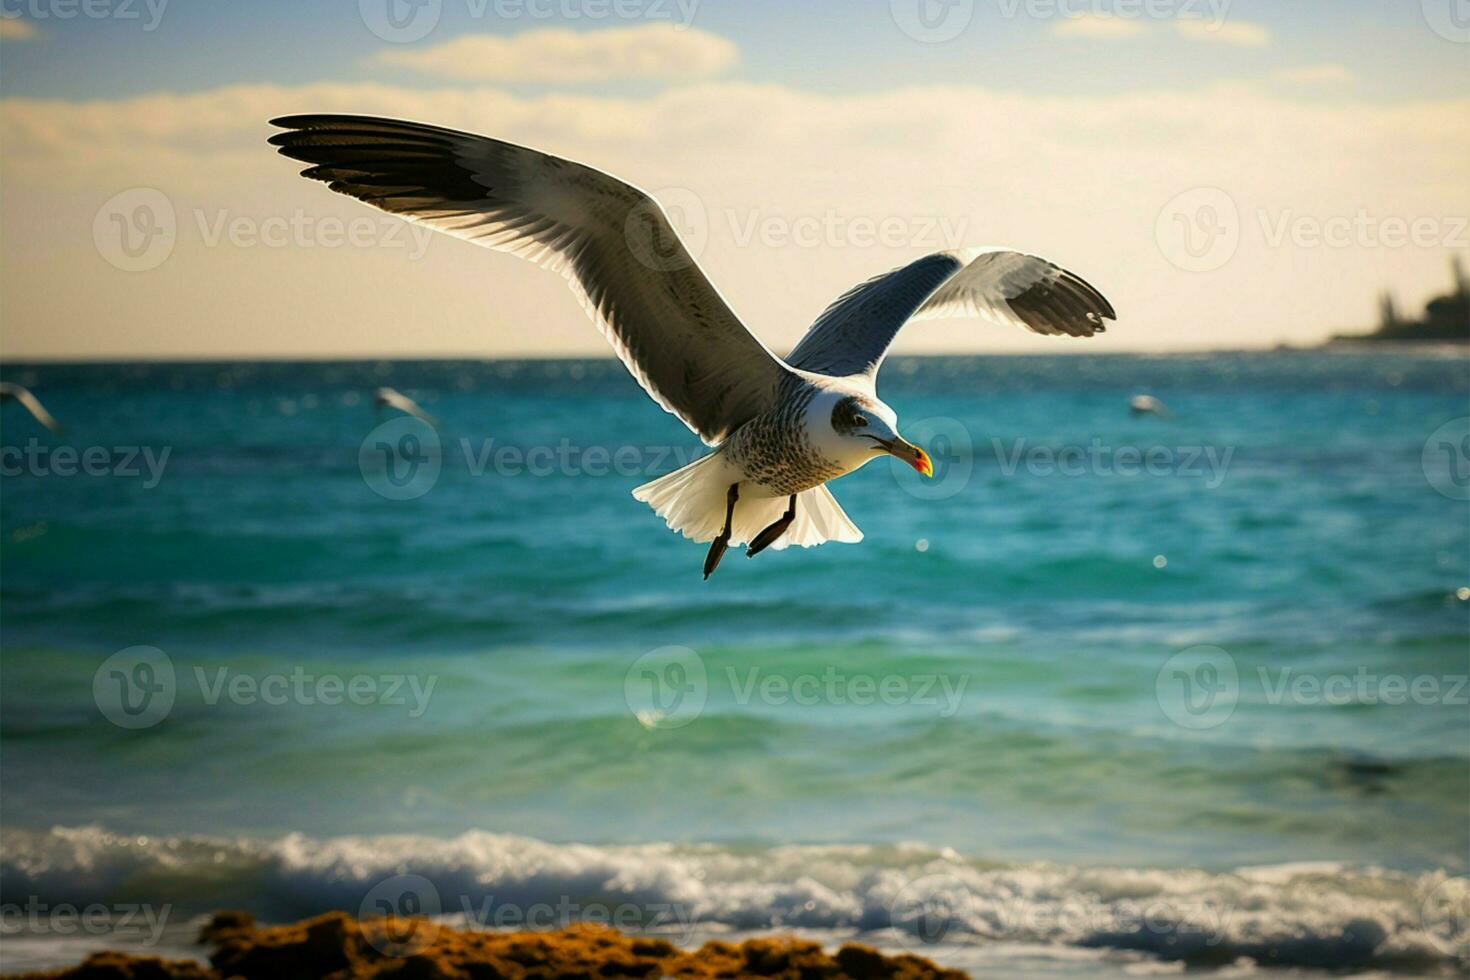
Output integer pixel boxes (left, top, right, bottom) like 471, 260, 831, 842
6, 911, 968, 980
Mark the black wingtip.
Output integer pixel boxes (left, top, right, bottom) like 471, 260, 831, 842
269, 115, 311, 129
268, 113, 355, 133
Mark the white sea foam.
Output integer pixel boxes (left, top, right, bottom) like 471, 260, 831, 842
1, 826, 1465, 974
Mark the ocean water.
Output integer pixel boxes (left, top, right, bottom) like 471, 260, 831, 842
1, 352, 1467, 977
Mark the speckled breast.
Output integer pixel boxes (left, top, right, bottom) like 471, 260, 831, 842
724, 386, 847, 497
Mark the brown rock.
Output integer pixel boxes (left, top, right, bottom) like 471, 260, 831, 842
3, 950, 214, 980
3, 915, 968, 980
196, 911, 255, 945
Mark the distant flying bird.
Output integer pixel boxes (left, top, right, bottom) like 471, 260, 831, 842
0, 382, 63, 435
1130, 394, 1172, 418
374, 386, 438, 427
270, 115, 1115, 576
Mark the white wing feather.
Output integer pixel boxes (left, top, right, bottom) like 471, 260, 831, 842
788, 247, 1115, 378
271, 115, 793, 444
374, 387, 438, 427
0, 382, 63, 434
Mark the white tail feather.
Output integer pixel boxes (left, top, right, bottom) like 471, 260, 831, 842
632, 454, 863, 549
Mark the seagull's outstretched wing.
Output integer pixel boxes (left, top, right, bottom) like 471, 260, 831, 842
270, 115, 792, 445
787, 248, 1115, 379
375, 387, 438, 427
0, 382, 63, 435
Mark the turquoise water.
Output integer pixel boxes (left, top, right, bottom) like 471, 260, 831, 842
1, 353, 1467, 975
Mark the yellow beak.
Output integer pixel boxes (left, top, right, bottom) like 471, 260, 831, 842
881, 437, 934, 478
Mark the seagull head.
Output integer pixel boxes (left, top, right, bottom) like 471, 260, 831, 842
830, 395, 933, 477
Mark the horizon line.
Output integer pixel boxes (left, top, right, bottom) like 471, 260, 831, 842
9, 345, 1452, 367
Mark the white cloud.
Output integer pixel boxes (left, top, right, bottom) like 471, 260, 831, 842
2, 80, 1466, 358
1272, 64, 1355, 85
1175, 19, 1271, 47
1051, 14, 1148, 40
373, 24, 737, 84
0, 17, 39, 40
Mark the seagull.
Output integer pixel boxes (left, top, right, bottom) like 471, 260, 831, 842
1129, 394, 1172, 418
374, 386, 438, 427
270, 115, 1115, 577
0, 382, 63, 435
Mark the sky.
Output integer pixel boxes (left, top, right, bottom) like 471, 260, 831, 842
1, 0, 1467, 359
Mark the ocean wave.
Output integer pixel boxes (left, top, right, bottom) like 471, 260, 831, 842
2, 826, 1464, 974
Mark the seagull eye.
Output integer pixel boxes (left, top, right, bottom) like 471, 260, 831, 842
852, 415, 868, 427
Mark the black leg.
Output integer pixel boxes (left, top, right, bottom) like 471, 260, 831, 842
747, 494, 797, 558
703, 483, 740, 580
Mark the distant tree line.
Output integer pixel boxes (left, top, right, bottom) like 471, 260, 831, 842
1336, 257, 1470, 343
